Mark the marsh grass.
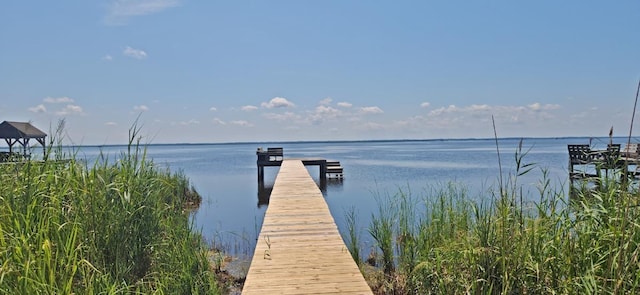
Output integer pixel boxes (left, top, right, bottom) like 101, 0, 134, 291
0, 124, 218, 294
345, 206, 362, 266
353, 140, 640, 294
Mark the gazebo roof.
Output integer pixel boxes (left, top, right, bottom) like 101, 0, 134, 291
0, 121, 47, 139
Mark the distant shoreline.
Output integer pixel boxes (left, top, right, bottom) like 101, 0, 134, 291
45, 136, 639, 148
1, 136, 636, 150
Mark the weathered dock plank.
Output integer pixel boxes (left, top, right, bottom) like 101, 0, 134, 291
243, 160, 371, 294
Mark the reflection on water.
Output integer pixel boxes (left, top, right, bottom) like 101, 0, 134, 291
257, 183, 272, 208
324, 178, 345, 191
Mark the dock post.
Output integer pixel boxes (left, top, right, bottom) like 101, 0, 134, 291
257, 165, 264, 184
320, 159, 327, 181
257, 181, 271, 207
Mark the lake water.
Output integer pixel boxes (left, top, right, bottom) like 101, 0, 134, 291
64, 137, 620, 257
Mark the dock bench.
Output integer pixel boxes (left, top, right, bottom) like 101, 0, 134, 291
326, 160, 344, 179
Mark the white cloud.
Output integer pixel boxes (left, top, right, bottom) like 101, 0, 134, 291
28, 104, 47, 113
212, 118, 226, 125
548, 104, 561, 110
308, 105, 342, 124
360, 106, 384, 114
123, 46, 147, 59
427, 103, 560, 118
528, 102, 561, 111
179, 119, 199, 126
528, 103, 542, 111
570, 111, 592, 120
337, 102, 352, 108
105, 121, 118, 126
261, 103, 347, 126
230, 120, 254, 127
133, 105, 149, 112
429, 105, 459, 116
44, 96, 74, 104
241, 105, 258, 112
284, 125, 302, 131
355, 121, 386, 131
103, 55, 113, 61
56, 104, 84, 116
209, 107, 217, 111
319, 97, 333, 105
264, 112, 301, 121
315, 105, 340, 117
261, 97, 295, 109
469, 104, 491, 111
392, 102, 566, 133
420, 102, 431, 108
105, 0, 181, 25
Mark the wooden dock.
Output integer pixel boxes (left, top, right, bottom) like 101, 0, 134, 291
256, 147, 344, 184
243, 160, 372, 294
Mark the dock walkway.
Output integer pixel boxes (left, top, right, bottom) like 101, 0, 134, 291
243, 160, 372, 294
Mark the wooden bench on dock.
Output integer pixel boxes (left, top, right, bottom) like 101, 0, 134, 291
623, 143, 640, 158
257, 147, 284, 163
326, 160, 344, 179
568, 144, 598, 181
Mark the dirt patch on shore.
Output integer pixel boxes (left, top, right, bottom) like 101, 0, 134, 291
208, 251, 250, 295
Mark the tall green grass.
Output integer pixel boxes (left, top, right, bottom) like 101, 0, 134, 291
352, 141, 640, 294
0, 126, 218, 294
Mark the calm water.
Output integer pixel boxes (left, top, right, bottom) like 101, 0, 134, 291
65, 137, 620, 256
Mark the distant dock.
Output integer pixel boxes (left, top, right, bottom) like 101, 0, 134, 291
243, 159, 371, 294
256, 147, 344, 184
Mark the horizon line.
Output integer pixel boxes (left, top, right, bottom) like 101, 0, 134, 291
52, 135, 637, 148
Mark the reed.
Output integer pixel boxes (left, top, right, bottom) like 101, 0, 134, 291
354, 140, 640, 294
0, 125, 218, 294
368, 192, 396, 276
345, 206, 362, 266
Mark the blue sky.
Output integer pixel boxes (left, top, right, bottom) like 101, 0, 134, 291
1, 1, 639, 145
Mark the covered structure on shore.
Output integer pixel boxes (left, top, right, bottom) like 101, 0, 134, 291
0, 121, 47, 158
